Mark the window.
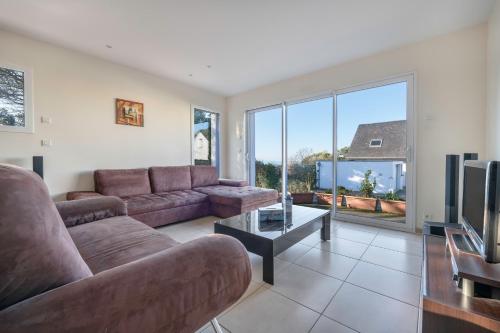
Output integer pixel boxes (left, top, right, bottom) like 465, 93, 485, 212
192, 107, 220, 171
369, 139, 383, 147
0, 64, 33, 133
336, 77, 413, 228
246, 96, 333, 205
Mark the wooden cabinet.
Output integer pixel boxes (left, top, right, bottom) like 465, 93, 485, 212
422, 235, 500, 332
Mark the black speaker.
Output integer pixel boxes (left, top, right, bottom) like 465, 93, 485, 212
445, 154, 459, 224
33, 156, 43, 179
464, 153, 478, 161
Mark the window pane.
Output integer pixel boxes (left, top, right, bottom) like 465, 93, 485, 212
252, 107, 282, 191
287, 97, 333, 210
0, 67, 25, 127
336, 81, 407, 223
193, 109, 218, 167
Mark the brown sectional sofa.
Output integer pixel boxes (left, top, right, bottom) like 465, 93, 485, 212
0, 164, 251, 333
68, 165, 278, 228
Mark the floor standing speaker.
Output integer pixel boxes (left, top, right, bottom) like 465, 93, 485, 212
33, 156, 43, 179
445, 154, 459, 224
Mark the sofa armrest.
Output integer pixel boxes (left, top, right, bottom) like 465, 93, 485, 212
219, 178, 248, 187
56, 196, 127, 227
66, 191, 103, 200
0, 235, 251, 333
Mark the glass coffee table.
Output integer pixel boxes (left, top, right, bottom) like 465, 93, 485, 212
214, 204, 331, 284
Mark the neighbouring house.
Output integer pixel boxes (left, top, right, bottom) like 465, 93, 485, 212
193, 131, 209, 161
317, 120, 406, 195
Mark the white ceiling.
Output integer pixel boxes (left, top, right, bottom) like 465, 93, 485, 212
0, 0, 495, 96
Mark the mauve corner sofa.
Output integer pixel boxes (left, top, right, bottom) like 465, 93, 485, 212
0, 164, 251, 333
67, 165, 278, 228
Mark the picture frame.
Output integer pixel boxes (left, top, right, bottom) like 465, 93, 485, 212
115, 98, 144, 127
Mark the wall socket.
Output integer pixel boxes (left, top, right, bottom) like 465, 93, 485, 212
424, 213, 433, 221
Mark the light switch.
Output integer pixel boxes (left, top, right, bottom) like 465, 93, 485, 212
41, 139, 53, 147
41, 116, 52, 124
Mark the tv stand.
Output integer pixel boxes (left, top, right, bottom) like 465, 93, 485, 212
445, 227, 500, 299
422, 224, 500, 332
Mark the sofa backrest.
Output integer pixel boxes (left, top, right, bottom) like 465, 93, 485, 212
95, 168, 151, 197
190, 165, 219, 188
149, 166, 191, 193
0, 164, 92, 310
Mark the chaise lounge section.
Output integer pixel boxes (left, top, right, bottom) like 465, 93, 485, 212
68, 165, 278, 228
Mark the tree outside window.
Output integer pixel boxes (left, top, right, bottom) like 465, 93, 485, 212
0, 65, 32, 133
0, 67, 25, 127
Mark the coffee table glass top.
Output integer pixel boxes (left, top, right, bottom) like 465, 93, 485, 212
215, 204, 330, 240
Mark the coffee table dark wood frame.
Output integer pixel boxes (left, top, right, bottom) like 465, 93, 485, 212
214, 207, 331, 285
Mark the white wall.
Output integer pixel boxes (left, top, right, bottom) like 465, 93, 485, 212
486, 1, 500, 159
0, 29, 226, 200
226, 24, 487, 230
318, 160, 405, 194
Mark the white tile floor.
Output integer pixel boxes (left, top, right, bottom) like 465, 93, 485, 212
158, 216, 423, 333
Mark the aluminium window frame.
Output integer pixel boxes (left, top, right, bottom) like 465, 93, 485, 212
244, 73, 416, 232
333, 73, 416, 233
245, 93, 335, 200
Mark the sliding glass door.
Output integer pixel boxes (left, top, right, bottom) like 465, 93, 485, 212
246, 75, 414, 231
286, 97, 333, 210
247, 105, 282, 191
335, 76, 414, 229
247, 97, 334, 209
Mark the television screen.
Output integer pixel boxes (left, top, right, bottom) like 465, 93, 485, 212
462, 165, 486, 240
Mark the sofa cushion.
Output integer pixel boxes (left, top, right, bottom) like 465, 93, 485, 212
190, 165, 219, 188
124, 191, 209, 216
219, 179, 249, 187
68, 215, 179, 273
194, 185, 278, 208
0, 164, 92, 310
123, 194, 174, 216
156, 190, 209, 207
150, 166, 191, 193
95, 168, 151, 197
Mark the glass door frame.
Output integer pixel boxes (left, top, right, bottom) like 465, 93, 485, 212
245, 94, 335, 198
245, 103, 284, 188
333, 74, 416, 233
244, 73, 416, 233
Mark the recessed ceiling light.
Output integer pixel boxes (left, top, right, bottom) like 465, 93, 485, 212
105, 44, 112, 49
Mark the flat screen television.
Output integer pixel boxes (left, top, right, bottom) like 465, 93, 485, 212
462, 160, 500, 263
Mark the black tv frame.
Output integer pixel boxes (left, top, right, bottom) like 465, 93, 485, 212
462, 160, 500, 263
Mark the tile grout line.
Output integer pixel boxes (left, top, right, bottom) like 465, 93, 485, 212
305, 228, 381, 333
368, 243, 424, 258
342, 230, 422, 308
356, 258, 423, 278
342, 281, 420, 309
358, 257, 422, 278
312, 242, 369, 261
181, 219, 422, 333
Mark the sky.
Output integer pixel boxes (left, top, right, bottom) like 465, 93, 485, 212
254, 81, 407, 163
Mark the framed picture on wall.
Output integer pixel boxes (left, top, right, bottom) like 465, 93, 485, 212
115, 98, 144, 127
